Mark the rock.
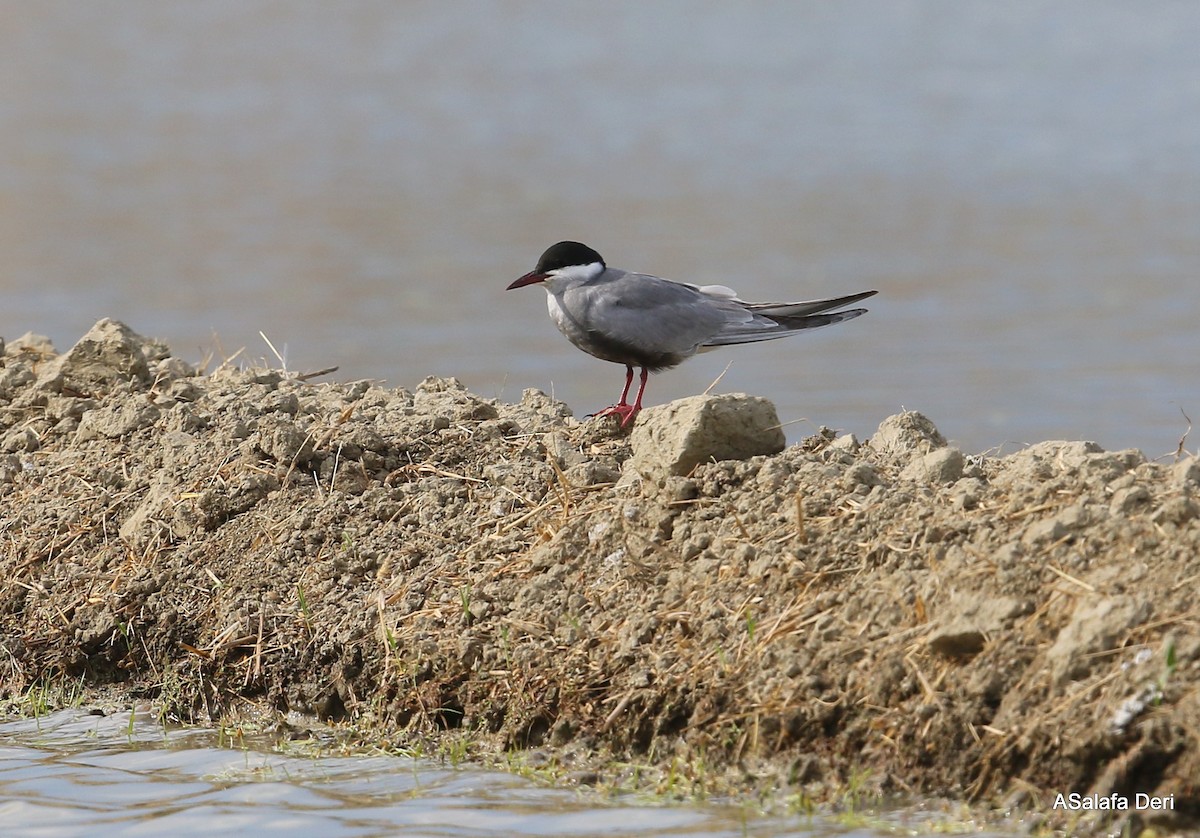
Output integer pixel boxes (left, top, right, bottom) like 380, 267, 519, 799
867, 412, 946, 463
900, 446, 964, 485
1172, 455, 1200, 489
119, 476, 178, 549
929, 627, 986, 658
414, 376, 499, 422
842, 462, 884, 490
1021, 501, 1089, 545
830, 433, 860, 454
257, 416, 315, 466
521, 388, 570, 414
929, 594, 1025, 659
998, 440, 1143, 487
1108, 484, 1150, 516
6, 332, 56, 359
75, 399, 162, 441
1046, 595, 1150, 685
153, 356, 198, 382
33, 319, 155, 396
1152, 496, 1199, 527
628, 393, 784, 477
949, 477, 986, 510
1, 334, 56, 399
0, 453, 22, 486
1009, 439, 1105, 471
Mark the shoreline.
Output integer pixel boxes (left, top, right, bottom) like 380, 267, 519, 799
2, 319, 1197, 835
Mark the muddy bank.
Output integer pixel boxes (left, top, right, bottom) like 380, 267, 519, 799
2, 320, 1197, 834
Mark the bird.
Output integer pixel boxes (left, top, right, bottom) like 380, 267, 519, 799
507, 241, 877, 428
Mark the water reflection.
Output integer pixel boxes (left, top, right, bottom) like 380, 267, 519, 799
0, 709, 996, 837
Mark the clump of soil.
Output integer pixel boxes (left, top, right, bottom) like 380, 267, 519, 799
2, 320, 1198, 834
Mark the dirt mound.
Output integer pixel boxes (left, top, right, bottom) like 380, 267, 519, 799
2, 320, 1197, 834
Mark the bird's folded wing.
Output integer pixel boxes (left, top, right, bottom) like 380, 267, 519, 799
703, 307, 869, 347
565, 273, 735, 360
741, 290, 878, 318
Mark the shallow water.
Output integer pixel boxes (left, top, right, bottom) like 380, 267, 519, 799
2, 2, 1198, 456
0, 710, 1007, 837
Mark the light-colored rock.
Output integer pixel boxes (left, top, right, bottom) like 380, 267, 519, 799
1173, 455, 1200, 489
900, 446, 964, 485
867, 411, 946, 463
628, 393, 784, 477
998, 440, 1143, 486
1108, 484, 1150, 516
1021, 501, 1090, 545
5, 332, 56, 358
949, 477, 986, 510
414, 376, 499, 422
33, 319, 154, 396
74, 399, 162, 441
830, 433, 860, 454
929, 594, 1026, 658
1046, 595, 1150, 685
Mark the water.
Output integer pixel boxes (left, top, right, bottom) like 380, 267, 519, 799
0, 710, 1003, 837
3, 2, 1198, 455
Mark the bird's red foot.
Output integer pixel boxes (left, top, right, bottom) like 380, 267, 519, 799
590, 366, 647, 429
591, 402, 640, 428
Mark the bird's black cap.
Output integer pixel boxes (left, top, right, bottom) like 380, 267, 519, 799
534, 241, 605, 274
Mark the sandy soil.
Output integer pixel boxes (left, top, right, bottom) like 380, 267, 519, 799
2, 320, 1197, 835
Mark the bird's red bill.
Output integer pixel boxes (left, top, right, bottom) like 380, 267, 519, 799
507, 271, 546, 290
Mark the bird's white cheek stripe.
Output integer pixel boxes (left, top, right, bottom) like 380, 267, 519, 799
550, 262, 604, 283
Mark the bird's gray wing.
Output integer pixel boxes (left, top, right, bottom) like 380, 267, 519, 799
703, 290, 878, 347
703, 307, 870, 346
741, 290, 878, 318
561, 271, 746, 366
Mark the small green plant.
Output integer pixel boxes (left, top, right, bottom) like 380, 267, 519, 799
441, 735, 471, 767
154, 666, 185, 728
839, 766, 878, 816
783, 789, 817, 817
498, 624, 514, 670
499, 748, 566, 786
25, 680, 50, 725
296, 583, 313, 628
21, 671, 86, 727
114, 620, 132, 646
1157, 638, 1178, 703
663, 756, 681, 795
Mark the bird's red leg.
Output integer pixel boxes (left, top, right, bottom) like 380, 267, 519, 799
620, 367, 650, 428
592, 365, 640, 425
616, 365, 634, 406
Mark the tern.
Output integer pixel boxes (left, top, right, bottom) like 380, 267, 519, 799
507, 241, 877, 428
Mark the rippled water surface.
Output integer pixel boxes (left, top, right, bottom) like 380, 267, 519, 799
0, 710, 1010, 837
